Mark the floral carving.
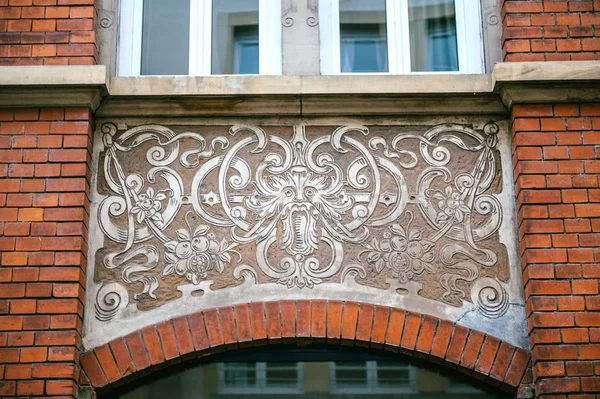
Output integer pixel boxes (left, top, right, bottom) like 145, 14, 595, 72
163, 213, 238, 285
430, 186, 471, 223
362, 212, 435, 284
131, 187, 168, 224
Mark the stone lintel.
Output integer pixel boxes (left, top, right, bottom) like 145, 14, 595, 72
0, 62, 599, 114
0, 65, 108, 110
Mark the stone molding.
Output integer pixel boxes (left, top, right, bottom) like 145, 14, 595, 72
79, 300, 531, 393
0, 62, 598, 115
0, 66, 108, 110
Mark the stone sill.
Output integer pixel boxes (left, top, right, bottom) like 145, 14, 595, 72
0, 61, 599, 116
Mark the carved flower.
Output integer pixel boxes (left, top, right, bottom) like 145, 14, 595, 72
130, 187, 167, 224
432, 186, 470, 223
163, 224, 238, 285
362, 221, 435, 284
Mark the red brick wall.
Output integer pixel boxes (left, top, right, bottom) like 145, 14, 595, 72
502, 0, 600, 61
0, 0, 97, 66
0, 107, 92, 397
79, 300, 530, 395
513, 104, 600, 397
504, 1, 600, 397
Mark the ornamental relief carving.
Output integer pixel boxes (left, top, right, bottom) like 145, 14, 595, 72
91, 122, 515, 325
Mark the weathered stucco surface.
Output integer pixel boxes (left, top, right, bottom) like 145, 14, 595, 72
84, 116, 526, 350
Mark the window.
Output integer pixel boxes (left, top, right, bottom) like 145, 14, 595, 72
329, 360, 416, 394
320, 0, 483, 74
217, 362, 304, 394
104, 348, 507, 398
118, 0, 281, 76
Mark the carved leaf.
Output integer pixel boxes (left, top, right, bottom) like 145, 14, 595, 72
176, 229, 190, 241
374, 259, 385, 273
408, 229, 421, 241
215, 259, 225, 273
390, 223, 406, 238
163, 263, 176, 276
193, 225, 210, 236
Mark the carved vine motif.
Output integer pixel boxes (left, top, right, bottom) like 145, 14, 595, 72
93, 123, 509, 321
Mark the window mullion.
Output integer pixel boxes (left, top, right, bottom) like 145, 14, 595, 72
319, 0, 340, 75
385, 0, 398, 74
189, 0, 211, 75
259, 0, 281, 75
455, 0, 484, 73
258, 362, 266, 390
396, 0, 411, 74
118, 0, 143, 76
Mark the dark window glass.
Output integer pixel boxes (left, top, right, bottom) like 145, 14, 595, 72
140, 0, 190, 75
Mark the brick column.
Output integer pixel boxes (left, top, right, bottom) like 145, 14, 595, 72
0, 1, 97, 398
0, 108, 92, 397
513, 103, 600, 397
503, 1, 600, 397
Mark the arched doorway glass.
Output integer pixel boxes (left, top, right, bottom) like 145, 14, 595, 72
103, 346, 510, 398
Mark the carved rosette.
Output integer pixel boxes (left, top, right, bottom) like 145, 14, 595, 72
92, 123, 511, 321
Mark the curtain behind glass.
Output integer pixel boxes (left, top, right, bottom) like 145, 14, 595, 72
140, 0, 190, 75
339, 0, 388, 73
408, 0, 458, 72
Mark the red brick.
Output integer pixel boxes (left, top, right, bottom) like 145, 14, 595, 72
187, 312, 210, 351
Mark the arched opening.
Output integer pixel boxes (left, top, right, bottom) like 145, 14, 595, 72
101, 345, 511, 399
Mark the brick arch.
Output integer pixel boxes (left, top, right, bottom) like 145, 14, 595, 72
80, 300, 530, 394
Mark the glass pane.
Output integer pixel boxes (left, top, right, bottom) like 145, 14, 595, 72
265, 362, 299, 387
212, 0, 259, 75
334, 361, 368, 386
223, 362, 257, 387
408, 0, 459, 72
140, 0, 189, 75
109, 354, 505, 398
376, 361, 411, 386
339, 0, 388, 73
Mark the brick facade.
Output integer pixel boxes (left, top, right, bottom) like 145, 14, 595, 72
0, 0, 97, 66
513, 104, 600, 397
0, 107, 92, 397
503, 1, 600, 397
502, 0, 600, 62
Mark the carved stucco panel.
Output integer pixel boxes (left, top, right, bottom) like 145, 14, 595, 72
84, 120, 526, 350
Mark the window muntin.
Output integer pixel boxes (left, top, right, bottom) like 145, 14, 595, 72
320, 0, 483, 74
118, 0, 280, 76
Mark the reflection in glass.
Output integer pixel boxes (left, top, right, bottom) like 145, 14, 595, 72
212, 0, 259, 75
140, 0, 190, 75
408, 0, 459, 72
109, 357, 505, 398
339, 0, 388, 73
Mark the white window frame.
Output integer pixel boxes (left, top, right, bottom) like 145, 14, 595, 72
329, 361, 417, 394
117, 0, 281, 76
217, 362, 304, 394
319, 0, 483, 75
